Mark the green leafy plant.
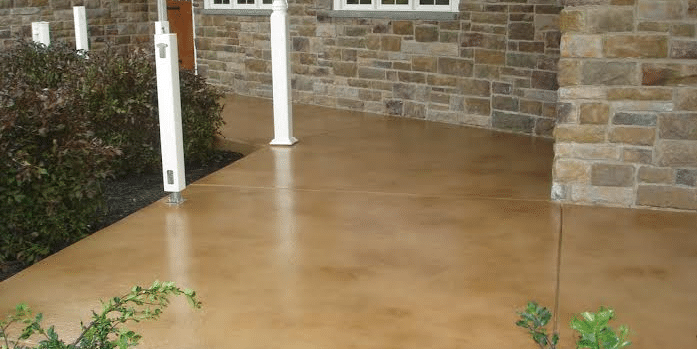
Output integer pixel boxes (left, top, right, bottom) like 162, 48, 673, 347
516, 301, 631, 349
0, 281, 201, 349
0, 39, 225, 265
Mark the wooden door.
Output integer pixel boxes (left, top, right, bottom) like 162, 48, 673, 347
166, 0, 195, 71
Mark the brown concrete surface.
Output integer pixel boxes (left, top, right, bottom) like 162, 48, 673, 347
0, 94, 695, 348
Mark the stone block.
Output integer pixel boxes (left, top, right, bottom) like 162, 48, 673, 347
401, 41, 458, 56
492, 111, 534, 133
579, 103, 609, 124
520, 100, 542, 115
561, 34, 602, 58
472, 12, 507, 25
381, 36, 401, 51
493, 96, 519, 112
670, 40, 697, 59
398, 71, 425, 83
358, 67, 385, 80
570, 185, 634, 206
658, 113, 697, 140
465, 98, 491, 116
244, 59, 269, 73
657, 140, 697, 167
475, 49, 505, 65
675, 88, 697, 111
613, 112, 657, 126
588, 8, 634, 33
416, 26, 439, 42
572, 144, 621, 160
604, 35, 668, 58
623, 147, 653, 164
438, 57, 473, 75
535, 14, 559, 31
509, 22, 534, 40
607, 87, 673, 101
333, 61, 357, 77
557, 59, 581, 87
427, 75, 458, 86
412, 56, 437, 72
460, 114, 490, 127
532, 70, 558, 90
384, 99, 403, 115
638, 166, 673, 184
518, 42, 545, 53
461, 33, 506, 50
554, 125, 606, 143
559, 87, 607, 100
403, 101, 426, 119
582, 61, 638, 86
636, 185, 696, 210
676, 169, 697, 187
392, 21, 413, 35
591, 163, 634, 187
457, 79, 491, 97
366, 35, 380, 50
554, 159, 590, 184
638, 0, 682, 20
535, 118, 555, 137
642, 63, 697, 86
560, 10, 584, 32
506, 53, 538, 69
493, 82, 512, 95
393, 83, 416, 99
609, 126, 656, 146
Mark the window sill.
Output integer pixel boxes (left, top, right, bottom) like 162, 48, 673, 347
328, 10, 457, 20
201, 8, 272, 16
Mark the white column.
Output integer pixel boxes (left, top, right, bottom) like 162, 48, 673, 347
269, 0, 297, 146
154, 33, 186, 204
31, 22, 50, 46
73, 6, 89, 52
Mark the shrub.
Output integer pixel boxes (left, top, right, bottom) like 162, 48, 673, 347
0, 40, 225, 265
0, 42, 119, 264
0, 281, 201, 349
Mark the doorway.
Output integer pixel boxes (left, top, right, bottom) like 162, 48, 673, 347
166, 0, 195, 71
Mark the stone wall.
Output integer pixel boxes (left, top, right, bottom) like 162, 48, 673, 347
0, 0, 157, 50
194, 0, 562, 136
553, 0, 697, 210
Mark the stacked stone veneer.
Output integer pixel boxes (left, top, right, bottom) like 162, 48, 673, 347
553, 0, 697, 210
0, 0, 157, 50
195, 0, 562, 136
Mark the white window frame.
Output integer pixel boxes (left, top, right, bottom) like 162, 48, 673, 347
204, 0, 271, 10
333, 0, 457, 12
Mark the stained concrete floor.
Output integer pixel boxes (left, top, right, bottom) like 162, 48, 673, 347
0, 94, 695, 348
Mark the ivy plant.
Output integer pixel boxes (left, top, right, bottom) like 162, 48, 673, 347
516, 301, 631, 349
0, 281, 201, 349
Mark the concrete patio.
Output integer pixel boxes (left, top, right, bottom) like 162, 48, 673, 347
0, 94, 695, 348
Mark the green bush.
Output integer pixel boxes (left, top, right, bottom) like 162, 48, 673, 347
0, 40, 225, 264
0, 42, 119, 264
0, 281, 201, 349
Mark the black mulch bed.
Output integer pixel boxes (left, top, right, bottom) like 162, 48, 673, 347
0, 150, 244, 282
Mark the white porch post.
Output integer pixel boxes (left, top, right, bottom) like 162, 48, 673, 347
269, 0, 297, 146
73, 6, 89, 52
31, 22, 50, 46
154, 31, 186, 204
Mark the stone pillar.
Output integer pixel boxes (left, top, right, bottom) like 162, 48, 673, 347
553, 0, 696, 210
269, 0, 297, 146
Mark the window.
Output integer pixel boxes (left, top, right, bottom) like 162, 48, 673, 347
205, 0, 272, 10
334, 0, 457, 12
